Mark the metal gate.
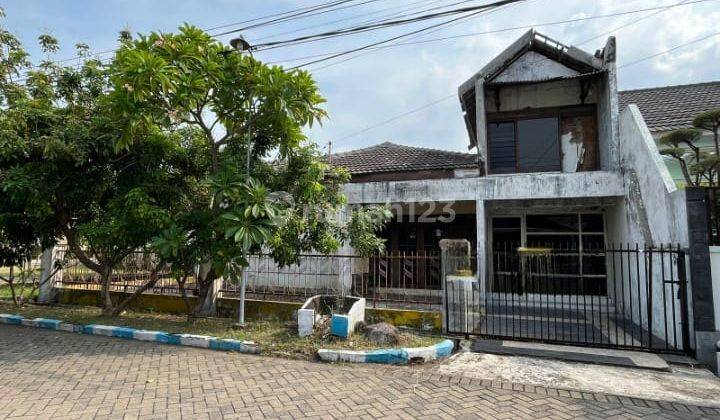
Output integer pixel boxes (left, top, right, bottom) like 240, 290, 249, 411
445, 244, 691, 354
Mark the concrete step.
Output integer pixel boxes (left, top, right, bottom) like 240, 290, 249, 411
470, 339, 671, 371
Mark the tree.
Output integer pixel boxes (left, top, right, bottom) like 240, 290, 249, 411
0, 14, 189, 315
659, 128, 719, 186
111, 25, 389, 318
693, 109, 720, 156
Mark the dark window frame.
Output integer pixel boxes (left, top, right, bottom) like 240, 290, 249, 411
485, 104, 598, 175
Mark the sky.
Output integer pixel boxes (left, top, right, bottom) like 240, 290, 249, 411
3, 0, 720, 154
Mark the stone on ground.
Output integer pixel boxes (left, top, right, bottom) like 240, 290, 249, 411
365, 322, 400, 345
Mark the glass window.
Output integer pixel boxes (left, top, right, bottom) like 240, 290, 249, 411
526, 214, 578, 233
517, 118, 560, 172
488, 122, 516, 174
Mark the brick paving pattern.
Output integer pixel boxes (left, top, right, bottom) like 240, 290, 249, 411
0, 325, 718, 419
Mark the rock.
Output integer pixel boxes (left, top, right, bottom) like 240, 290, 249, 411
365, 322, 400, 345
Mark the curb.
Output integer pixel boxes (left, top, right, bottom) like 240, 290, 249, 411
0, 313, 260, 355
317, 339, 455, 364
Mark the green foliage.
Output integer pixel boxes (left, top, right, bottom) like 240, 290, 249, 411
660, 124, 720, 186
0, 14, 190, 314
692, 109, 720, 132
109, 25, 388, 313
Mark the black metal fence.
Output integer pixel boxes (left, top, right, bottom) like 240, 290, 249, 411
445, 244, 691, 354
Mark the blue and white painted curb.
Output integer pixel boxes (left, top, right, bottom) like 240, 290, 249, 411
317, 339, 455, 364
0, 313, 260, 355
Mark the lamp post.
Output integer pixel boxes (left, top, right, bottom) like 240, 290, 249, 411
226, 35, 253, 329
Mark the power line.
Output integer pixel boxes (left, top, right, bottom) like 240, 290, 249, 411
263, 0, 713, 66
252, 0, 528, 51
206, 0, 359, 32
307, 0, 524, 71
576, 0, 690, 46
287, 0, 527, 69
329, 30, 720, 145
333, 94, 456, 143
251, 0, 444, 43
19, 0, 373, 72
214, 0, 368, 36
618, 30, 720, 68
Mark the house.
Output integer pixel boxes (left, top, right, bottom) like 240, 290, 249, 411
618, 81, 720, 183
241, 29, 719, 370
333, 29, 706, 359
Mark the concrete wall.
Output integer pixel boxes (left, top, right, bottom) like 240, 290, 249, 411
344, 171, 624, 205
485, 77, 599, 112
244, 254, 353, 296
603, 104, 691, 350
608, 104, 688, 247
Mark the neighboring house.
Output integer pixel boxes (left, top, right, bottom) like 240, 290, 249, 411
619, 81, 720, 183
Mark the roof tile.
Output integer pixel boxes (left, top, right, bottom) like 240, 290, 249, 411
329, 142, 478, 175
619, 81, 720, 133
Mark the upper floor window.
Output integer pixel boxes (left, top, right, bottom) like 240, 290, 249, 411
486, 105, 598, 175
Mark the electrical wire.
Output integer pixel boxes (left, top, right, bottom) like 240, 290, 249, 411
286, 0, 528, 69
329, 30, 720, 145
251, 0, 528, 51
263, 0, 713, 66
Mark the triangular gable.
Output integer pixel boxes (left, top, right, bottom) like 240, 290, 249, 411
490, 50, 580, 84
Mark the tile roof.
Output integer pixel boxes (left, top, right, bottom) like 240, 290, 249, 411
329, 142, 478, 175
619, 81, 720, 133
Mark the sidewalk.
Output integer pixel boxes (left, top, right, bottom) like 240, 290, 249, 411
437, 345, 720, 409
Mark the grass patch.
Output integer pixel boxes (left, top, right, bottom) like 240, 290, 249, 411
0, 284, 38, 300
0, 300, 443, 360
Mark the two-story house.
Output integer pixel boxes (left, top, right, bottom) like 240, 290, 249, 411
331, 29, 697, 356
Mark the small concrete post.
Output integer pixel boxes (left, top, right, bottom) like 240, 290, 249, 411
440, 239, 472, 334
38, 247, 56, 304
476, 199, 487, 303
337, 206, 353, 297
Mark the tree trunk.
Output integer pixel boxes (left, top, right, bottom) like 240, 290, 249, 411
108, 263, 165, 317
193, 262, 221, 317
100, 267, 115, 316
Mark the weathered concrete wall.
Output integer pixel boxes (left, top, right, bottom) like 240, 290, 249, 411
344, 171, 624, 205
484, 77, 599, 112
609, 104, 688, 247
604, 104, 691, 351
490, 51, 580, 84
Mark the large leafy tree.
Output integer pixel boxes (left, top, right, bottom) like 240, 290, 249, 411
111, 25, 389, 318
0, 12, 190, 315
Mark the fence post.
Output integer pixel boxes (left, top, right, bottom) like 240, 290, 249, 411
685, 187, 720, 372
38, 247, 56, 304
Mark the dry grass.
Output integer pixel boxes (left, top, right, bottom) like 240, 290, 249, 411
0, 300, 442, 360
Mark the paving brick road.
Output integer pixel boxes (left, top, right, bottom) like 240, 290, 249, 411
0, 325, 718, 419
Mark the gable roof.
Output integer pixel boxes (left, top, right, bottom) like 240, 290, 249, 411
329, 142, 478, 175
459, 29, 606, 96
619, 81, 720, 134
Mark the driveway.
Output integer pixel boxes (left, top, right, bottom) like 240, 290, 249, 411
0, 325, 717, 419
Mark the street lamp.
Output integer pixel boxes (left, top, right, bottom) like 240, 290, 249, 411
223, 34, 254, 329
229, 35, 252, 53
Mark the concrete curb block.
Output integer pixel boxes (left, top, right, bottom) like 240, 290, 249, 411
318, 339, 455, 365
0, 313, 260, 355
